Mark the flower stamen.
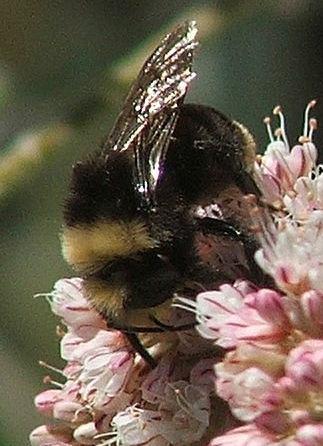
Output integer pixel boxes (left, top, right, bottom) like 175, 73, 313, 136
308, 117, 318, 141
38, 360, 65, 376
263, 117, 274, 143
43, 375, 64, 389
274, 127, 282, 141
95, 430, 120, 446
249, 205, 276, 253
173, 296, 197, 313
303, 99, 317, 138
273, 105, 290, 149
171, 386, 192, 415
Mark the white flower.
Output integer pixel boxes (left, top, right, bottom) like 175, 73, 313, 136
255, 211, 323, 295
111, 382, 210, 446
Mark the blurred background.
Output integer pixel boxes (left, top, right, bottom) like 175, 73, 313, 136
0, 1, 322, 444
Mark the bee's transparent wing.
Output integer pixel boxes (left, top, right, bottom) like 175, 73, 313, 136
105, 21, 198, 205
132, 110, 178, 205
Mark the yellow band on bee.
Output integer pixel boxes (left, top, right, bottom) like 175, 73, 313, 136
61, 219, 155, 271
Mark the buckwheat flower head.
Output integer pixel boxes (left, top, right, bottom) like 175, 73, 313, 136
254, 101, 318, 212
31, 102, 323, 446
31, 278, 213, 446
176, 102, 323, 446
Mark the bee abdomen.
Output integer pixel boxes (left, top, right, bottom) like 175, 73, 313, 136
61, 219, 156, 273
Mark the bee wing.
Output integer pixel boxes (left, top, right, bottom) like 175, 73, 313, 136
131, 110, 178, 204
105, 21, 198, 205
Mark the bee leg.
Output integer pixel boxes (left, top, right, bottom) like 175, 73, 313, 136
197, 217, 265, 284
197, 216, 244, 239
124, 332, 157, 368
107, 321, 166, 333
149, 314, 196, 331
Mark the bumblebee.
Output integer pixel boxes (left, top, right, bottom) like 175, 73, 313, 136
62, 22, 260, 366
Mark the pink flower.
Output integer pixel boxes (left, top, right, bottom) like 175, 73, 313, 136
49, 278, 106, 337
208, 424, 276, 446
284, 340, 323, 393
33, 278, 140, 444
215, 365, 275, 422
32, 102, 323, 446
255, 101, 318, 210
295, 424, 323, 446
110, 407, 168, 446
53, 400, 89, 424
255, 211, 323, 295
34, 389, 63, 417
248, 333, 323, 441
141, 356, 175, 404
78, 348, 134, 411
200, 102, 323, 445
188, 284, 291, 348
111, 381, 210, 446
299, 290, 323, 336
209, 422, 323, 446
29, 425, 74, 446
256, 140, 317, 202
255, 409, 293, 435
190, 358, 217, 392
73, 422, 99, 445
284, 171, 323, 221
176, 281, 258, 347
158, 382, 210, 444
221, 293, 290, 346
33, 278, 213, 446
245, 289, 290, 328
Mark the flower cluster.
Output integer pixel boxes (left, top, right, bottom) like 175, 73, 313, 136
30, 279, 214, 446
31, 102, 323, 446
178, 101, 323, 445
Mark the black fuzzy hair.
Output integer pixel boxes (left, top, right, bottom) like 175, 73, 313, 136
64, 151, 138, 226
165, 104, 258, 202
